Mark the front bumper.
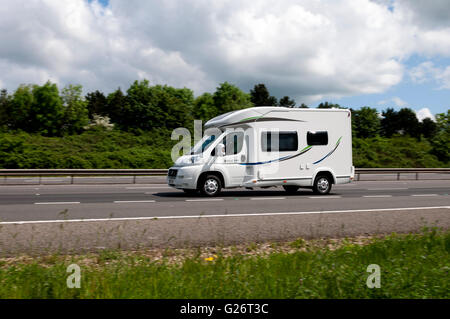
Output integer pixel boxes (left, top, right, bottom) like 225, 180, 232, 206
167, 166, 200, 189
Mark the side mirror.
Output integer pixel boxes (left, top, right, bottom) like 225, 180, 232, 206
215, 143, 225, 157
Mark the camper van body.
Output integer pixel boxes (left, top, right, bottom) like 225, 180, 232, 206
167, 107, 354, 196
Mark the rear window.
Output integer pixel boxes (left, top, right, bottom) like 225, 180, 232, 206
307, 131, 328, 145
262, 131, 298, 152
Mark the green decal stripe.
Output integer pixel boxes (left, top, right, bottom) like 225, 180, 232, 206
239, 116, 261, 122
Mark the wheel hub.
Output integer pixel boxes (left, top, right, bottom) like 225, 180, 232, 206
204, 179, 218, 194
318, 178, 329, 192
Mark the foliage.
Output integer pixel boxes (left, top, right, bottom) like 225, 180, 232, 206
0, 129, 175, 169
250, 83, 278, 106
0, 79, 448, 168
192, 92, 217, 122
85, 90, 107, 118
213, 82, 253, 113
279, 96, 296, 107
381, 107, 421, 138
352, 107, 381, 138
420, 118, 437, 139
353, 136, 446, 168
317, 102, 345, 109
429, 110, 450, 163
60, 84, 89, 135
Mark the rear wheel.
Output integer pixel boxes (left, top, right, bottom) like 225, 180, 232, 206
313, 175, 332, 195
200, 175, 222, 197
282, 185, 299, 194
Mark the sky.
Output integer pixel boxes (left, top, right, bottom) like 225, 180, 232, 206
1, 0, 449, 121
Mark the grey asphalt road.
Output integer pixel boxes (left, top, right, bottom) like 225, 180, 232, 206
0, 179, 448, 255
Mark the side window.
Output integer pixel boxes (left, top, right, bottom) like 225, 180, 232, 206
262, 131, 298, 152
222, 132, 244, 155
307, 131, 328, 145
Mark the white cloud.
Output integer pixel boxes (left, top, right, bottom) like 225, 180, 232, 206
410, 61, 450, 89
392, 97, 408, 107
0, 0, 449, 102
415, 107, 435, 122
377, 96, 408, 107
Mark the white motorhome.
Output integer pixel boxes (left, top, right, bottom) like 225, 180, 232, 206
167, 107, 354, 196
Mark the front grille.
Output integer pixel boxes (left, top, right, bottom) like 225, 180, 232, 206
168, 169, 178, 177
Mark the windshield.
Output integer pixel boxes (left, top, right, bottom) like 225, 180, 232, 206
190, 133, 218, 155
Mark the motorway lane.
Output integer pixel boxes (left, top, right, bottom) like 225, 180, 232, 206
0, 180, 448, 222
0, 180, 448, 255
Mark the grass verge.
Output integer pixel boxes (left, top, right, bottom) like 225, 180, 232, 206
0, 228, 448, 298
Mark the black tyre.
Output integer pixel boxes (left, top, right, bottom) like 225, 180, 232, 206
200, 175, 222, 197
183, 189, 198, 195
313, 175, 332, 195
282, 185, 299, 194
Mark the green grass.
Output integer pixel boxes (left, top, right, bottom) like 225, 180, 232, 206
0, 229, 448, 298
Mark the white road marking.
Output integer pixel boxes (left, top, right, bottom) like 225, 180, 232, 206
308, 196, 342, 199
79, 176, 133, 179
363, 195, 392, 198
127, 186, 170, 189
367, 188, 408, 190
1, 206, 448, 225
113, 200, 156, 203
34, 202, 80, 205
25, 179, 65, 182
250, 197, 286, 200
185, 199, 224, 202
411, 194, 438, 197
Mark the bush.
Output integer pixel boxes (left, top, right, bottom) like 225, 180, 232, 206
353, 136, 447, 168
0, 131, 447, 169
0, 129, 176, 169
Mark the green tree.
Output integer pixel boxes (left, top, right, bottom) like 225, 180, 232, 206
150, 85, 194, 129
30, 81, 65, 136
116, 80, 194, 131
213, 82, 253, 114
106, 88, 128, 128
430, 110, 450, 163
381, 108, 421, 138
61, 84, 89, 134
158, 85, 194, 128
193, 93, 217, 122
8, 85, 34, 130
420, 117, 437, 139
352, 107, 381, 138
398, 108, 420, 138
278, 96, 296, 107
250, 84, 277, 106
298, 103, 309, 108
381, 108, 399, 137
86, 90, 107, 118
317, 102, 344, 109
123, 80, 162, 130
0, 89, 11, 129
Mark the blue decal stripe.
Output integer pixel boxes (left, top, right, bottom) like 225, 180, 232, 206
312, 137, 342, 165
240, 146, 312, 166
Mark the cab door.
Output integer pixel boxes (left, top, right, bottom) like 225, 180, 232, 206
221, 131, 248, 186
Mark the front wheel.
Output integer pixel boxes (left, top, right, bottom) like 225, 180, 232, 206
313, 175, 332, 195
200, 175, 222, 197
